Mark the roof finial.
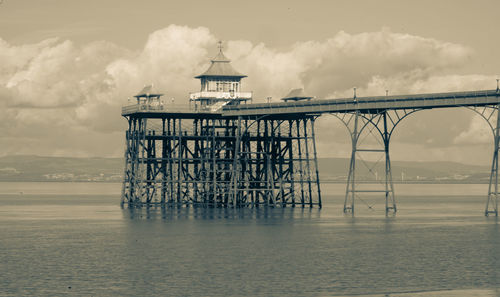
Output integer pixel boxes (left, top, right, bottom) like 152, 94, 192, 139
496, 78, 499, 92
218, 40, 223, 53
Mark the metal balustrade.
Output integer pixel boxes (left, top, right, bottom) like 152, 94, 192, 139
222, 89, 500, 116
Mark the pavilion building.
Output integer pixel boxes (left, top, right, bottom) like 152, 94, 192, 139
190, 43, 252, 111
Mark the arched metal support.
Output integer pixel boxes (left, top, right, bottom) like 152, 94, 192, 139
336, 104, 500, 216
486, 111, 499, 216
467, 105, 500, 217
334, 108, 420, 215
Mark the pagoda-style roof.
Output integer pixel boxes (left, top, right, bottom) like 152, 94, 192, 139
195, 46, 247, 79
134, 85, 163, 98
281, 88, 313, 102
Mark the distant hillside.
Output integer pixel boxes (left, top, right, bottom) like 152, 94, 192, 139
0, 155, 123, 182
0, 155, 491, 183
317, 158, 489, 182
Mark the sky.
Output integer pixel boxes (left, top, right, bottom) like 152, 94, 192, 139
0, 0, 499, 165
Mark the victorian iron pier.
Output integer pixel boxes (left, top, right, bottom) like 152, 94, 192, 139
122, 45, 321, 208
122, 46, 500, 216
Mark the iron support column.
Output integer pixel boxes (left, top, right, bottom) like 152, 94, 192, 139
383, 112, 397, 214
310, 118, 322, 208
344, 111, 359, 214
486, 105, 500, 216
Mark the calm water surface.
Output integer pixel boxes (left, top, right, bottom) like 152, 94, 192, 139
0, 182, 499, 296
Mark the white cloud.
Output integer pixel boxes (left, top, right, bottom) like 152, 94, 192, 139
454, 113, 494, 145
0, 25, 495, 160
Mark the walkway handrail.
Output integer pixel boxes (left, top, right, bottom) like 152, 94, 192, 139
222, 89, 500, 116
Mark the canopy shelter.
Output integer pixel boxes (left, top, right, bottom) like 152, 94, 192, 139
134, 85, 163, 104
281, 88, 313, 102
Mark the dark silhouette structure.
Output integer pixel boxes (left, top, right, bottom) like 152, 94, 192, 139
122, 46, 500, 216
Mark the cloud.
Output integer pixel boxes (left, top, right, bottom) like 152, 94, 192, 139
454, 113, 494, 145
4, 39, 130, 108
0, 25, 495, 161
225, 28, 473, 101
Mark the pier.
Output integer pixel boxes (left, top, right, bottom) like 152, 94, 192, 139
122, 46, 500, 216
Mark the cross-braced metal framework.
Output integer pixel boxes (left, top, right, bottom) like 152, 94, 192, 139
122, 86, 500, 216
334, 109, 417, 215
122, 114, 321, 208
335, 104, 500, 216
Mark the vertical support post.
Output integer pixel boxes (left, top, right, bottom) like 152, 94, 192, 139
303, 118, 313, 208
486, 105, 500, 216
243, 119, 252, 207
296, 119, 305, 207
146, 131, 152, 203
193, 119, 199, 205
180, 119, 185, 205
150, 130, 157, 203
288, 120, 296, 207
383, 112, 397, 214
131, 118, 139, 204
255, 120, 262, 206
344, 112, 359, 214
212, 119, 217, 206
232, 116, 242, 208
310, 117, 322, 208
168, 119, 174, 204
121, 118, 132, 205
264, 120, 270, 206
268, 121, 276, 206
161, 118, 167, 204
277, 126, 285, 207
128, 119, 137, 204
138, 117, 147, 204
200, 119, 208, 206
174, 119, 179, 204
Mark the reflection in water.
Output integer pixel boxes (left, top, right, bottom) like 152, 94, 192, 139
123, 204, 322, 221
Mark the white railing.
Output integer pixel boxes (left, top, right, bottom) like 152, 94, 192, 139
122, 103, 197, 114
189, 91, 252, 100
121, 103, 224, 115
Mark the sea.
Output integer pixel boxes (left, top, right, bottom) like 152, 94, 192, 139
0, 182, 499, 297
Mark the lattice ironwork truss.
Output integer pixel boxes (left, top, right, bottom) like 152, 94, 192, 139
122, 116, 321, 208
122, 100, 500, 216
